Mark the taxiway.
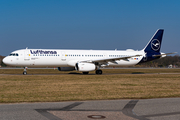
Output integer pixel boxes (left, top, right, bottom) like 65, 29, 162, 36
0, 98, 180, 120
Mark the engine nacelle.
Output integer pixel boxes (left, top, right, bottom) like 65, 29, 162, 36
58, 67, 75, 71
75, 63, 96, 72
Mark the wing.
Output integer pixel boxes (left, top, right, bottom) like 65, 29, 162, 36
80, 54, 142, 64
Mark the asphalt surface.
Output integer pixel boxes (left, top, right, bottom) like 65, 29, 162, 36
0, 98, 180, 120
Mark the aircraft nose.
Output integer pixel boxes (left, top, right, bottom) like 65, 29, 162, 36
3, 57, 10, 65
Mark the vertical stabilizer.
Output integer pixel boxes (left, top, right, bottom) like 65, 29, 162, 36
143, 29, 164, 53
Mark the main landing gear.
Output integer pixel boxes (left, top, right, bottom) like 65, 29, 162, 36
82, 70, 102, 75
96, 69, 102, 75
23, 67, 27, 75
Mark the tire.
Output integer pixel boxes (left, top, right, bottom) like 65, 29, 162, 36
23, 71, 27, 75
96, 70, 102, 75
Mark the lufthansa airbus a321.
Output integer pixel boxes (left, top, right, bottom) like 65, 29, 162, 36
3, 29, 176, 75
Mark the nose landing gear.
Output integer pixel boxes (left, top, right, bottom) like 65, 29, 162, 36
23, 67, 27, 75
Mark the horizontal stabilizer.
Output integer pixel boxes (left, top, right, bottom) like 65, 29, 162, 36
153, 52, 177, 57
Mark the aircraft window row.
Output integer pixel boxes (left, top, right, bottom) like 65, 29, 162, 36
109, 55, 133, 57
9, 53, 19, 56
66, 54, 104, 57
33, 54, 60, 56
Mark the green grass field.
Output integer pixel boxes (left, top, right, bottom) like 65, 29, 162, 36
0, 69, 180, 103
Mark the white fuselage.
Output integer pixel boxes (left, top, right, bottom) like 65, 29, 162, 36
3, 49, 144, 67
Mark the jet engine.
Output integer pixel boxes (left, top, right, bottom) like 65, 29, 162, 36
58, 67, 75, 71
75, 63, 96, 72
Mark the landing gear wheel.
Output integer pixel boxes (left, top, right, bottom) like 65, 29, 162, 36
96, 70, 102, 75
23, 67, 27, 75
83, 72, 89, 74
23, 71, 27, 75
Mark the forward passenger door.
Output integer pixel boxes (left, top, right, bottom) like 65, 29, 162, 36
24, 49, 30, 61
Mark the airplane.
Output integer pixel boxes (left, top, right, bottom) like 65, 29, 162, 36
3, 29, 176, 75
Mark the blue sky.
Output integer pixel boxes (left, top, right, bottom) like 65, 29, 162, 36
0, 0, 180, 56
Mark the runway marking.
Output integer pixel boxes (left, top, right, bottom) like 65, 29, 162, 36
122, 100, 180, 119
57, 102, 83, 111
36, 109, 62, 120
122, 100, 149, 120
35, 102, 83, 120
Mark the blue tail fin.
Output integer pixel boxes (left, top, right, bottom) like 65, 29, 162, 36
143, 29, 164, 53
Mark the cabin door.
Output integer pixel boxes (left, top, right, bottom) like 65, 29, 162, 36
61, 51, 66, 61
24, 49, 30, 61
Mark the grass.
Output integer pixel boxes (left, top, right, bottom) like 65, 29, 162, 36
0, 68, 180, 103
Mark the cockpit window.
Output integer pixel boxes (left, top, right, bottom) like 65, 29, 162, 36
9, 53, 19, 56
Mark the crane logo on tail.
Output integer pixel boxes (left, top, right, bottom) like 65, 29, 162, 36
151, 39, 160, 51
